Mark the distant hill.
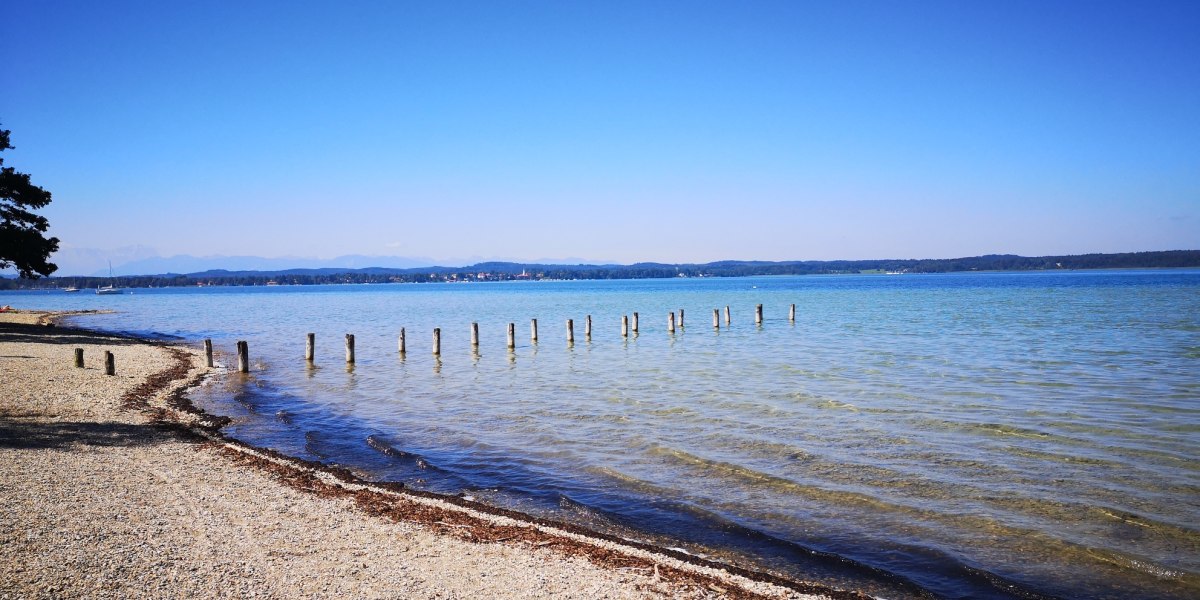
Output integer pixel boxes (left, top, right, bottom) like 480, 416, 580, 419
41, 249, 607, 277
92, 253, 446, 277
4, 250, 1198, 290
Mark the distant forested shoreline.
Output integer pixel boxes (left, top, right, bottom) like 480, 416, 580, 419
3, 250, 1198, 289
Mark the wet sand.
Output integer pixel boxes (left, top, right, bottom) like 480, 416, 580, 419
0, 309, 859, 599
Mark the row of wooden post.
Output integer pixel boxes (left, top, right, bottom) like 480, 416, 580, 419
197, 303, 799, 371
73, 348, 117, 375
72, 337, 230, 375
183, 338, 249, 372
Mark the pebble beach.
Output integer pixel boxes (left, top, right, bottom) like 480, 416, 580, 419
0, 309, 850, 600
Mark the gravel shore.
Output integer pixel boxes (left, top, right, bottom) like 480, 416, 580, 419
0, 310, 851, 599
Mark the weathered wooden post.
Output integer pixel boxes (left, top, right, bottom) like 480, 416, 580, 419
432, 328, 441, 355
74, 348, 84, 368
724, 305, 731, 326
345, 334, 355, 364
585, 315, 592, 340
678, 309, 685, 328
632, 312, 639, 333
398, 328, 407, 354
713, 309, 719, 329
622, 315, 629, 337
204, 339, 214, 367
471, 322, 479, 348
566, 319, 574, 344
104, 350, 115, 376
668, 311, 676, 333
756, 304, 763, 324
531, 318, 538, 343
236, 341, 249, 373
305, 333, 315, 362
507, 323, 515, 349
790, 303, 796, 322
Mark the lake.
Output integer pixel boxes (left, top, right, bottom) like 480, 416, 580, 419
5, 270, 1198, 599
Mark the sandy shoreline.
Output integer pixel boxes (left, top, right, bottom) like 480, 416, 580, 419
0, 309, 861, 599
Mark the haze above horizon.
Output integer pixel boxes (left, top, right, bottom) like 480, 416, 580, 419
4, 1, 1198, 276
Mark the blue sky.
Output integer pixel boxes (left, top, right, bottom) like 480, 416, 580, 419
4, 1, 1198, 272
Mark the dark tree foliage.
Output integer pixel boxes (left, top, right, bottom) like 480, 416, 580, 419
0, 126, 58, 278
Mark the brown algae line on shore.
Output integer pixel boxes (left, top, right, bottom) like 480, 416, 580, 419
18, 310, 860, 600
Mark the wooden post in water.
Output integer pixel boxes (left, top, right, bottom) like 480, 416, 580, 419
305, 333, 314, 362
432, 328, 441, 355
713, 309, 720, 329
678, 309, 685, 328
566, 319, 574, 344
507, 323, 515, 349
74, 348, 84, 368
204, 339, 213, 367
632, 312, 639, 333
345, 334, 355, 363
756, 304, 763, 325
398, 328, 407, 354
585, 315, 592, 340
531, 319, 538, 343
789, 303, 796, 322
724, 305, 731, 326
470, 322, 479, 348
668, 311, 676, 333
104, 351, 115, 376
236, 341, 249, 373
621, 315, 629, 337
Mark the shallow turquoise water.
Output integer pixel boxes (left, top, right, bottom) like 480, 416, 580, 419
5, 270, 1198, 599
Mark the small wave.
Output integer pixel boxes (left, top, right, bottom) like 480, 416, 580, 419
303, 430, 328, 459
585, 466, 679, 497
274, 410, 293, 424
647, 405, 697, 417
1007, 447, 1117, 467
816, 399, 859, 412
365, 434, 412, 458
231, 391, 258, 414
553, 492, 633, 534
1096, 507, 1154, 529
1085, 547, 1189, 579
981, 423, 1051, 438
1011, 379, 1074, 389
936, 420, 1054, 441
719, 438, 817, 463
647, 445, 905, 512
1087, 505, 1200, 543
365, 434, 440, 472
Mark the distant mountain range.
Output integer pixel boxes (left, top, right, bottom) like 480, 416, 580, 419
42, 247, 604, 277
45, 250, 444, 277
104, 254, 448, 277
4, 250, 1198, 288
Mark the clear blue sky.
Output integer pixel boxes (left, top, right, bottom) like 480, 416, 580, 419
4, 0, 1198, 270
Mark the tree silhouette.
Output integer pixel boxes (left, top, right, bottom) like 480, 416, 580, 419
0, 125, 58, 278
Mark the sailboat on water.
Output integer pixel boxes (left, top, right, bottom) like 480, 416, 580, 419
63, 279, 80, 292
96, 262, 123, 295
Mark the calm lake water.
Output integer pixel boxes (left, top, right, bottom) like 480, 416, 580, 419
5, 271, 1198, 599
